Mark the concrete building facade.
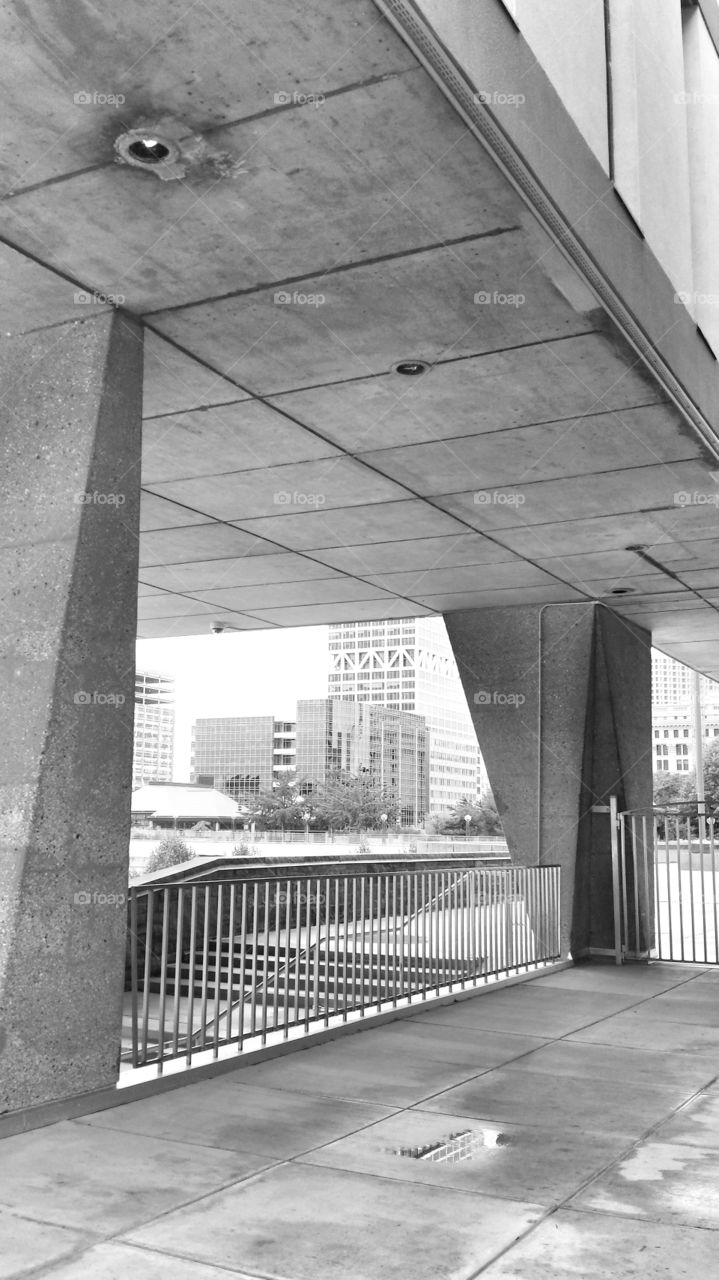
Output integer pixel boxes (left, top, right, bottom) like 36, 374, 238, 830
132, 670, 175, 789
328, 616, 483, 811
652, 650, 719, 773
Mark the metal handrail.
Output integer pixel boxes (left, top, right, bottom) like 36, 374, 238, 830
124, 860, 562, 1075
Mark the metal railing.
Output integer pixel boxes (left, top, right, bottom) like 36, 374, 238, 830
124, 858, 561, 1074
618, 804, 719, 964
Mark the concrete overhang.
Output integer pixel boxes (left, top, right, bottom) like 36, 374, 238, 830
4, 0, 719, 677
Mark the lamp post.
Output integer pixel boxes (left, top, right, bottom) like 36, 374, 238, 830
464, 813, 472, 841
302, 810, 311, 842
380, 812, 388, 844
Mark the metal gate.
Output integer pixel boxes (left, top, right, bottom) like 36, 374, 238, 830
615, 803, 719, 964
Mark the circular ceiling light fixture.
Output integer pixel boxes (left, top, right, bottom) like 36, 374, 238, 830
127, 137, 171, 163
393, 359, 430, 376
114, 123, 184, 179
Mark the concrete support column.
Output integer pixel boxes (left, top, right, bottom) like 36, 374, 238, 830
0, 313, 142, 1114
444, 603, 653, 958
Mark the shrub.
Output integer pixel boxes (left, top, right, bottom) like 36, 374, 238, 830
144, 835, 192, 876
232, 842, 251, 856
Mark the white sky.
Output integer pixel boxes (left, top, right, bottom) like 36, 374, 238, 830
136, 626, 329, 782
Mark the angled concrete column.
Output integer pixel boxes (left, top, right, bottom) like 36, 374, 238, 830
444, 604, 652, 957
0, 313, 142, 1114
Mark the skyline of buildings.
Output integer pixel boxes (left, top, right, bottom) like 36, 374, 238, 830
327, 616, 485, 813
133, 644, 719, 791
189, 700, 429, 825
652, 651, 719, 775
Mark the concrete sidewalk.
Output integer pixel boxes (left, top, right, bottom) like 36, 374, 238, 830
2, 962, 719, 1278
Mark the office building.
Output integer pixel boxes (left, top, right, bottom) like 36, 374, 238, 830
190, 702, 428, 824
327, 616, 483, 812
191, 717, 296, 799
132, 671, 175, 789
296, 699, 429, 825
652, 651, 719, 773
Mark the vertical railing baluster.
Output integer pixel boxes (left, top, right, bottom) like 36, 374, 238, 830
376, 873, 382, 1012
641, 816, 650, 958
141, 888, 153, 1067
213, 884, 223, 1059
399, 874, 406, 1001
249, 883, 260, 1040
292, 877, 304, 1029
194, 885, 208, 1054
157, 888, 170, 1073
312, 875, 322, 1024
129, 887, 139, 1068
186, 886, 197, 1066
260, 880, 270, 1045
434, 870, 440, 998
237, 882, 247, 1052
303, 878, 312, 1034
359, 875, 366, 1018
687, 814, 697, 963
706, 819, 711, 962
700, 816, 709, 965
662, 814, 671, 960
226, 882, 236, 1049
282, 877, 292, 1038
391, 873, 399, 1006
341, 876, 349, 1022
676, 816, 686, 961
171, 887, 184, 1058
272, 878, 282, 1036
421, 872, 428, 999
322, 873, 331, 1026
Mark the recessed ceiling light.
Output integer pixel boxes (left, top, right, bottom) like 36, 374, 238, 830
114, 125, 182, 176
610, 587, 634, 595
393, 360, 430, 376
128, 138, 170, 163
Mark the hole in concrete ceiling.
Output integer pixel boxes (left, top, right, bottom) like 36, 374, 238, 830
394, 1128, 511, 1164
128, 138, 171, 163
393, 360, 430, 376
610, 587, 635, 595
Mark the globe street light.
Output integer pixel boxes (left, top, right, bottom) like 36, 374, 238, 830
380, 812, 388, 844
464, 813, 472, 841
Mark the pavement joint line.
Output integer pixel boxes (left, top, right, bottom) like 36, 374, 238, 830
464, 1038, 719, 1276
114, 1235, 285, 1280
556, 1198, 719, 1232
74, 1091, 406, 1165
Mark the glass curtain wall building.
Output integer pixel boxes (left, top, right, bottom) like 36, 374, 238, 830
191, 703, 429, 824
296, 699, 429, 825
191, 717, 297, 799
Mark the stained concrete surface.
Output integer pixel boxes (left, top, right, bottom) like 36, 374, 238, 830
1, 962, 718, 1278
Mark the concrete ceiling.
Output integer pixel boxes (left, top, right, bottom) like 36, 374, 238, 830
4, 0, 719, 676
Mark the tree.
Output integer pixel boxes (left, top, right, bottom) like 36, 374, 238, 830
702, 740, 719, 816
144, 835, 192, 875
653, 771, 696, 808
255, 777, 304, 830
312, 770, 397, 834
443, 796, 503, 836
